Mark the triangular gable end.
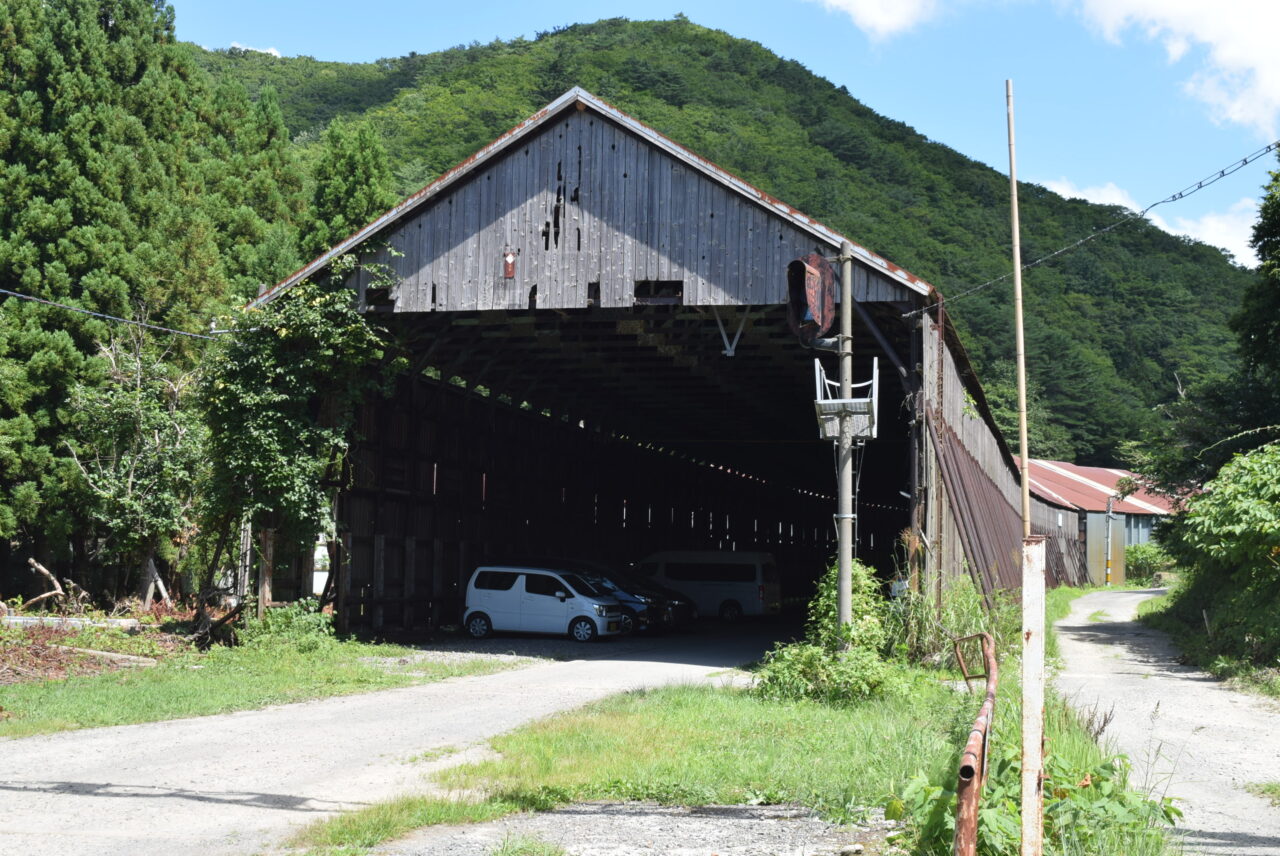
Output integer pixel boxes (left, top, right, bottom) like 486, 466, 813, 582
252, 88, 932, 311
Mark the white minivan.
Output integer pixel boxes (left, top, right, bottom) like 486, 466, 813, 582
634, 551, 782, 620
463, 564, 624, 642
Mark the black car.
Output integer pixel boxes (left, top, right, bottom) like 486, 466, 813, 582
555, 559, 694, 633
574, 561, 699, 631
616, 570, 698, 628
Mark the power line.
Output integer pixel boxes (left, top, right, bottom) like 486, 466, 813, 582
0, 286, 216, 341
905, 140, 1280, 318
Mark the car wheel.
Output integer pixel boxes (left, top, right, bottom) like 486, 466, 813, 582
719, 600, 743, 622
465, 612, 493, 639
619, 609, 637, 634
569, 616, 598, 642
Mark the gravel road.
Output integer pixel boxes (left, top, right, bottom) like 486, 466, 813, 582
1054, 588, 1280, 855
372, 802, 897, 856
0, 624, 786, 856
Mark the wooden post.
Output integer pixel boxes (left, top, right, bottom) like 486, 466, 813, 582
372, 533, 385, 631
257, 528, 274, 622
336, 532, 352, 634
237, 519, 252, 599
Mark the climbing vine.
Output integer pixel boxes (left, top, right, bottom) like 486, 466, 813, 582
200, 278, 400, 561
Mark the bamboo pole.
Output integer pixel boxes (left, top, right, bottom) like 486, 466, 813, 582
1008, 78, 1044, 856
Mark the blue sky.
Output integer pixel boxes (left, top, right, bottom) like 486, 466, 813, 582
174, 0, 1280, 267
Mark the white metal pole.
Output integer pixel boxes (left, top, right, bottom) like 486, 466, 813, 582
838, 241, 854, 628
1008, 78, 1044, 856
1021, 535, 1046, 855
1105, 495, 1115, 586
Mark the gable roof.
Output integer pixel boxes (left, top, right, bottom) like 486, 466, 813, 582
1025, 459, 1175, 515
250, 87, 934, 308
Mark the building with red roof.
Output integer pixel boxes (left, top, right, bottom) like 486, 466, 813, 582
1025, 459, 1175, 585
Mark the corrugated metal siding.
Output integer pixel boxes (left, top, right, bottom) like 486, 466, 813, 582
349, 110, 911, 312
919, 310, 1088, 596
1084, 512, 1127, 585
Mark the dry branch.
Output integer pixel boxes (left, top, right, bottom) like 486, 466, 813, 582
188, 601, 246, 651
23, 559, 66, 613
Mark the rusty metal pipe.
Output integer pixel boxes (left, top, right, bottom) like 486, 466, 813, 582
953, 632, 998, 856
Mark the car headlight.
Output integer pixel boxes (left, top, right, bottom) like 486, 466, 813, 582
593, 604, 607, 617
635, 595, 655, 604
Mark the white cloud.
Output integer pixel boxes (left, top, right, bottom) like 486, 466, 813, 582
1043, 177, 1258, 265
230, 41, 281, 57
1042, 178, 1141, 210
810, 0, 942, 40
1076, 0, 1280, 138
1164, 197, 1259, 266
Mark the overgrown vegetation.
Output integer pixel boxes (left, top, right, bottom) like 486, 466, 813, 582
752, 560, 895, 704
1246, 782, 1280, 807
894, 683, 1180, 856
1139, 442, 1280, 695
200, 281, 395, 562
1124, 543, 1178, 586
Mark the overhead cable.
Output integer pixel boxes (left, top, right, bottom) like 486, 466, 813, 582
0, 286, 216, 340
905, 139, 1280, 318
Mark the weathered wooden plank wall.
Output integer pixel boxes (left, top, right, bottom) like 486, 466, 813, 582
349, 109, 911, 313
918, 310, 1087, 598
337, 374, 836, 634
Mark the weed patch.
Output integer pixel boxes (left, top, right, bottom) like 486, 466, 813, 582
490, 834, 566, 856
753, 560, 896, 704
289, 795, 526, 854
1246, 782, 1280, 806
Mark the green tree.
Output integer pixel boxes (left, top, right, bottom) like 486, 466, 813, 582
980, 359, 1077, 461
200, 280, 391, 582
65, 333, 205, 598
301, 118, 397, 259
1129, 156, 1280, 493
0, 0, 305, 590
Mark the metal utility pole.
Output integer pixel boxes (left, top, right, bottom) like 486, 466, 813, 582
1008, 78, 1044, 856
1104, 494, 1115, 586
837, 240, 855, 627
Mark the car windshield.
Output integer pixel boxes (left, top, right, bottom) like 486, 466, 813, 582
561, 573, 605, 598
588, 575, 622, 592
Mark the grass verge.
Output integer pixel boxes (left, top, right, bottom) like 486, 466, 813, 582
1138, 579, 1280, 697
289, 675, 973, 855
0, 635, 528, 738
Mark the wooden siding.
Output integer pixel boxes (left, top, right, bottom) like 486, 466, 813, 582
336, 373, 837, 633
349, 109, 911, 312
918, 311, 1087, 595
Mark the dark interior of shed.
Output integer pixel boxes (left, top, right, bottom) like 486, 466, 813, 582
336, 301, 917, 632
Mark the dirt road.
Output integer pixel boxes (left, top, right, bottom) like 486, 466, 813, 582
1055, 588, 1280, 855
0, 625, 780, 856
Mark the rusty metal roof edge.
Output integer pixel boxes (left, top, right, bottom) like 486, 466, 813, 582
248, 87, 933, 310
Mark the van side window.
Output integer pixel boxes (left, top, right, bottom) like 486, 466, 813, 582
524, 573, 562, 597
474, 571, 518, 590
666, 562, 754, 582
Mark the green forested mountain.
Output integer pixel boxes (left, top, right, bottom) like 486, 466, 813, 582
192, 17, 1256, 466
